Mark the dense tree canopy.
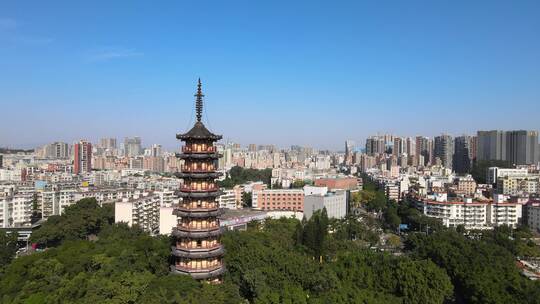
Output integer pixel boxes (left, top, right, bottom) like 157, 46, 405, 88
407, 230, 540, 304
471, 160, 512, 184
2, 196, 539, 303
0, 231, 18, 272
1, 222, 242, 304
30, 198, 114, 247
219, 166, 272, 188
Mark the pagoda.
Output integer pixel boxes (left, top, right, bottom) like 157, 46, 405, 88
171, 79, 225, 282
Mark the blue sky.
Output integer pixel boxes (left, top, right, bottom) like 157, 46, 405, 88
1, 1, 539, 150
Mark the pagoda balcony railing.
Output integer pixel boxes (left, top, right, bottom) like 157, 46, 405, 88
172, 245, 225, 259
172, 227, 223, 238
181, 166, 216, 173
177, 206, 219, 212
182, 146, 216, 153
180, 186, 218, 192
174, 264, 223, 273
176, 244, 222, 251
174, 208, 223, 218
178, 225, 220, 232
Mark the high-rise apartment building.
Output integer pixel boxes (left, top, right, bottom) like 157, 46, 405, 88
406, 137, 416, 157
55, 142, 69, 158
505, 130, 539, 165
344, 140, 355, 165
100, 138, 117, 150
453, 135, 473, 174
470, 136, 478, 162
415, 136, 431, 166
365, 136, 386, 156
477, 130, 507, 162
124, 137, 142, 157
73, 140, 92, 175
41, 142, 69, 159
151, 144, 163, 157
172, 80, 225, 282
393, 137, 405, 156
477, 130, 539, 165
434, 135, 454, 169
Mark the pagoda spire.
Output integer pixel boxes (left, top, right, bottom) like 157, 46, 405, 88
195, 78, 204, 122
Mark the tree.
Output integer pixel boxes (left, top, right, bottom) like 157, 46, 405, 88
471, 160, 512, 184
291, 180, 310, 189
295, 209, 329, 260
407, 230, 540, 304
30, 198, 113, 247
0, 231, 18, 271
218, 166, 273, 188
387, 234, 402, 249
384, 206, 401, 231
395, 259, 453, 304
241, 192, 252, 208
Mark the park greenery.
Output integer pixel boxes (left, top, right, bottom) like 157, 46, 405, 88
470, 159, 512, 184
219, 166, 272, 188
1, 191, 539, 303
0, 230, 18, 271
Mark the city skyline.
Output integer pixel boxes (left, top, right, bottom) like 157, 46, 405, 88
9, 128, 540, 154
3, 2, 540, 302
2, 1, 540, 150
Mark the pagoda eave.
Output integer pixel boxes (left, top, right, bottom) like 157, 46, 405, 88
176, 152, 222, 159
170, 265, 225, 280
172, 227, 223, 238
171, 246, 225, 259
176, 134, 223, 141
174, 172, 223, 179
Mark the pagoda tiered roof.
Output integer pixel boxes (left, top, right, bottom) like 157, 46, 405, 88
176, 121, 222, 141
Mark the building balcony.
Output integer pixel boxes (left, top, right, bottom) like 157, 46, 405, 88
171, 245, 225, 259
171, 264, 225, 280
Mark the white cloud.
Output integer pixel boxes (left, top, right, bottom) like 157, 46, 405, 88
85, 47, 143, 62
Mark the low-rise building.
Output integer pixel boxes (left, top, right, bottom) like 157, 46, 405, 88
418, 197, 520, 230
115, 192, 160, 234
487, 167, 529, 184
304, 190, 347, 219
314, 177, 358, 191
0, 193, 33, 228
455, 175, 477, 196
385, 183, 400, 201
218, 189, 238, 209
256, 189, 304, 211
497, 176, 540, 196
525, 201, 540, 232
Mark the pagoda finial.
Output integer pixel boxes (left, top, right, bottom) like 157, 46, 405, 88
195, 78, 204, 122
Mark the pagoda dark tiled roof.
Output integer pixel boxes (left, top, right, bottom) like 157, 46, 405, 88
177, 122, 222, 140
